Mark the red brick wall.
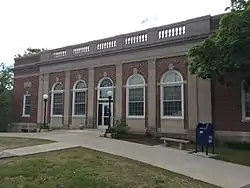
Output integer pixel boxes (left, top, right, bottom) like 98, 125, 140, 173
94, 65, 116, 127
12, 76, 39, 123
122, 61, 148, 126
48, 72, 65, 123
212, 72, 250, 132
69, 69, 89, 125
14, 55, 40, 66
14, 67, 39, 76
155, 56, 188, 129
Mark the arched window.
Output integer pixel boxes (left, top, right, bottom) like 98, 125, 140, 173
161, 70, 184, 118
72, 80, 87, 116
98, 77, 113, 100
51, 82, 64, 116
126, 74, 145, 117
242, 80, 250, 120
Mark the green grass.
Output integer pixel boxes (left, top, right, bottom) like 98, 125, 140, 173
0, 137, 54, 150
215, 146, 250, 166
0, 148, 220, 188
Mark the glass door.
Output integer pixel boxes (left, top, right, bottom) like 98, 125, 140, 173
97, 102, 113, 130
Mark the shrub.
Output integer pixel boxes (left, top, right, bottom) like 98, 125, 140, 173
112, 119, 129, 136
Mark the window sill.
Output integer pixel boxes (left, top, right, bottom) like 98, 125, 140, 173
51, 115, 63, 118
241, 118, 250, 122
161, 116, 184, 120
126, 116, 145, 119
72, 115, 86, 118
22, 115, 30, 118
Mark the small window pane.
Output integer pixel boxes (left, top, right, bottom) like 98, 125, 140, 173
163, 101, 182, 116
54, 93, 63, 103
163, 86, 181, 100
128, 102, 144, 116
75, 81, 87, 89
99, 88, 113, 99
74, 104, 86, 115
75, 91, 86, 103
127, 75, 144, 86
129, 88, 144, 101
25, 96, 31, 105
25, 106, 31, 115
74, 91, 86, 115
54, 83, 63, 90
100, 79, 113, 87
53, 104, 63, 115
163, 72, 181, 83
244, 84, 250, 117
53, 93, 63, 115
24, 95, 31, 115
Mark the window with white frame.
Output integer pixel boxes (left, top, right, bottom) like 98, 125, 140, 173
98, 78, 113, 100
161, 70, 184, 118
242, 79, 250, 120
22, 94, 31, 116
51, 82, 64, 116
73, 80, 87, 116
126, 74, 145, 117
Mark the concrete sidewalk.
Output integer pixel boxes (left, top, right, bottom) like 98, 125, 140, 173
1, 142, 80, 157
0, 130, 250, 188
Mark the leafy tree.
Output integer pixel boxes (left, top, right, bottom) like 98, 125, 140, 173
15, 48, 46, 58
0, 63, 13, 131
188, 0, 250, 84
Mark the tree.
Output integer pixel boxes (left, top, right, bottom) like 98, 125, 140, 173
15, 48, 46, 58
188, 0, 250, 84
0, 63, 13, 131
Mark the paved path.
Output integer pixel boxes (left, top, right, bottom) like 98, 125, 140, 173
3, 142, 80, 157
0, 130, 250, 188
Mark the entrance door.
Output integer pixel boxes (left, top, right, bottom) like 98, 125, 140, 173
97, 102, 113, 130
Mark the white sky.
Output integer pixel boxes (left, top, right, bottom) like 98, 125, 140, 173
0, 0, 229, 65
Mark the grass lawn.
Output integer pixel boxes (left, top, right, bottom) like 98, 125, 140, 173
215, 147, 250, 166
0, 148, 220, 188
0, 137, 54, 150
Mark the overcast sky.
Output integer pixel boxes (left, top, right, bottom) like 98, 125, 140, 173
0, 0, 229, 65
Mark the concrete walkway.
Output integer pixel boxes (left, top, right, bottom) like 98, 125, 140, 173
0, 130, 250, 188
2, 142, 80, 157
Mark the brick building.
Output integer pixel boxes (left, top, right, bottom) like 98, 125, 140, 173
12, 14, 250, 141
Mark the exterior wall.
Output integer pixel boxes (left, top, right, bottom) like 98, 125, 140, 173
15, 14, 249, 139
147, 59, 156, 130
122, 61, 148, 132
69, 69, 88, 128
37, 74, 49, 126
156, 56, 188, 133
94, 65, 116, 128
12, 75, 39, 125
212, 73, 250, 132
115, 64, 123, 121
87, 68, 95, 127
48, 71, 65, 128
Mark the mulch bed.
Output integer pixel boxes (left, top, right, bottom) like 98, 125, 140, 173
117, 134, 163, 146
117, 134, 196, 150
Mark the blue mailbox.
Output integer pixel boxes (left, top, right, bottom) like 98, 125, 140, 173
195, 122, 215, 154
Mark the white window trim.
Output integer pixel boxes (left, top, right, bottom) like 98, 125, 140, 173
72, 80, 87, 117
51, 82, 64, 117
241, 80, 250, 121
22, 94, 31, 117
97, 77, 114, 101
126, 74, 145, 119
160, 70, 184, 119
